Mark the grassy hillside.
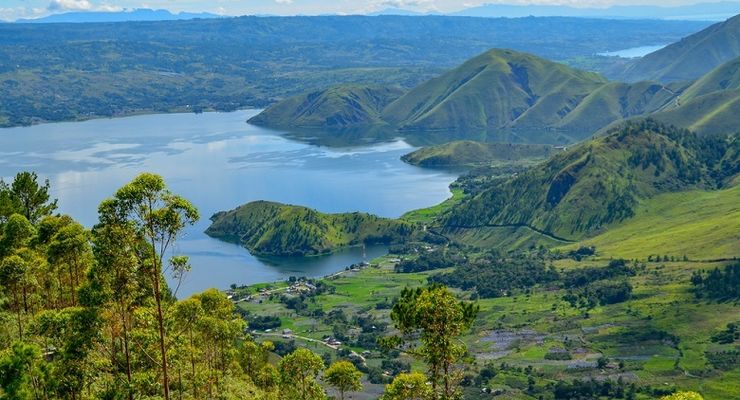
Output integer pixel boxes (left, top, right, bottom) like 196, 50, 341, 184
247, 85, 405, 129
651, 57, 740, 136
401, 140, 556, 167
567, 185, 740, 260
442, 119, 738, 241
251, 49, 688, 143
382, 49, 609, 142
205, 201, 414, 256
618, 14, 740, 83
557, 80, 676, 134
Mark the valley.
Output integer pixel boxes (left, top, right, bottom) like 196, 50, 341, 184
0, 8, 737, 400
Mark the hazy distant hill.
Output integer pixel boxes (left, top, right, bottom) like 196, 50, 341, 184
452, 2, 740, 21
382, 49, 609, 141
248, 85, 405, 129
16, 9, 222, 23
618, 14, 740, 83
253, 49, 682, 143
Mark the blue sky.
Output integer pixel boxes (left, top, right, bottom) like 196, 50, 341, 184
0, 0, 721, 20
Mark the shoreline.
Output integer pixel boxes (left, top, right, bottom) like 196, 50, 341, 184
0, 106, 261, 130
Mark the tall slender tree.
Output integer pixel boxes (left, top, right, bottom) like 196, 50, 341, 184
103, 173, 199, 400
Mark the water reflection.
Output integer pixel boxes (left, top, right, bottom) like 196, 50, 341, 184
0, 110, 458, 297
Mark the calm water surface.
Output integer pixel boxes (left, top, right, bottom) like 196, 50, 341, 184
0, 110, 458, 297
598, 44, 666, 58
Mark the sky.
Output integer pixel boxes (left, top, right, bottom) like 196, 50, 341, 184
0, 0, 727, 21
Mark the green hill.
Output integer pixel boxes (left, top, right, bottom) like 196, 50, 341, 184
618, 14, 740, 83
247, 85, 405, 129
442, 119, 738, 241
205, 201, 414, 256
381, 49, 609, 142
250, 49, 685, 143
567, 185, 740, 260
401, 140, 556, 167
651, 57, 740, 136
557, 80, 677, 134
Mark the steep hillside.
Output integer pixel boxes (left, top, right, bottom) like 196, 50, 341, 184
652, 57, 740, 136
443, 119, 738, 241
250, 49, 682, 143
381, 49, 608, 142
557, 81, 676, 134
401, 141, 555, 167
247, 85, 405, 129
568, 185, 740, 260
618, 14, 740, 83
205, 201, 414, 256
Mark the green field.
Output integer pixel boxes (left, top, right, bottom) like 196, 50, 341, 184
239, 253, 739, 399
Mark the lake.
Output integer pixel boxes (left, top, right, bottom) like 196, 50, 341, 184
0, 110, 458, 297
598, 44, 666, 58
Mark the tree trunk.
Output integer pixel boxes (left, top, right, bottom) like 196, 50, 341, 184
120, 300, 133, 400
152, 265, 170, 400
13, 288, 23, 340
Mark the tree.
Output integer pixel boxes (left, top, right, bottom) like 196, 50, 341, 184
85, 219, 148, 400
324, 360, 363, 400
47, 222, 92, 307
0, 214, 35, 257
0, 342, 53, 399
3, 172, 57, 224
0, 255, 29, 340
278, 348, 326, 400
386, 285, 477, 400
381, 372, 432, 400
103, 173, 199, 400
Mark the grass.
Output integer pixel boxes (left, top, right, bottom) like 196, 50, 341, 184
566, 186, 740, 260
401, 187, 464, 224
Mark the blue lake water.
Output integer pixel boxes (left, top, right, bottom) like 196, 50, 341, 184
0, 110, 458, 297
598, 44, 666, 58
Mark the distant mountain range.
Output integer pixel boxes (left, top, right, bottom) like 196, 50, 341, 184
15, 2, 740, 23
450, 2, 740, 21
16, 9, 223, 24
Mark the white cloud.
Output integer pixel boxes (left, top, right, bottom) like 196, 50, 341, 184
48, 0, 93, 11
275, 0, 294, 4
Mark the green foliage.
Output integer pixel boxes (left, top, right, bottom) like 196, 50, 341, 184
443, 119, 738, 242
690, 262, 740, 299
0, 172, 57, 225
381, 372, 433, 400
206, 200, 414, 256
710, 323, 739, 344
0, 342, 52, 400
429, 252, 559, 298
323, 360, 363, 400
278, 348, 326, 400
387, 285, 478, 399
